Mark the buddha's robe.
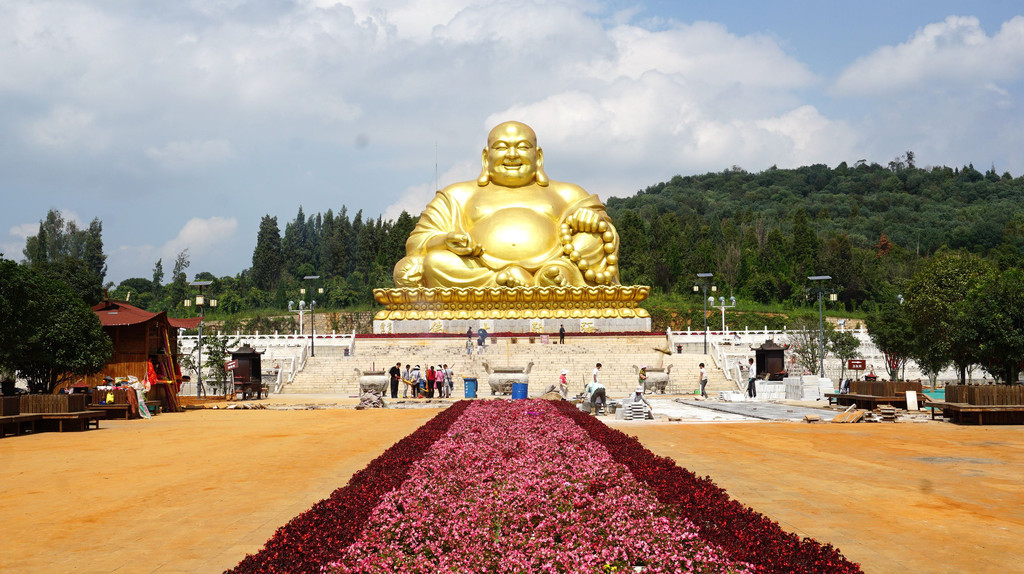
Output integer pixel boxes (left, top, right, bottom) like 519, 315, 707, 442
393, 181, 616, 288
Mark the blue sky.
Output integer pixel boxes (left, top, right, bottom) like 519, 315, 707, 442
2, 0, 1022, 284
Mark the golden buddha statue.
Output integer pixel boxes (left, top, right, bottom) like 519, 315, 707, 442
393, 121, 619, 289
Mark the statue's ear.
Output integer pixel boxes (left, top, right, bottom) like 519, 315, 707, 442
477, 148, 490, 186
535, 147, 548, 186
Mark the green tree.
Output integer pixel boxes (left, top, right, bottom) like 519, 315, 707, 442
83, 218, 107, 283
866, 296, 915, 381
788, 315, 833, 375
904, 252, 994, 384
615, 209, 651, 285
829, 329, 861, 382
0, 260, 112, 393
251, 215, 284, 291
152, 258, 164, 287
21, 210, 106, 304
201, 332, 239, 395
964, 267, 1024, 384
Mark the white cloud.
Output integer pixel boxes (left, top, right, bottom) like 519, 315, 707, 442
24, 106, 109, 152
8, 222, 41, 240
3, 3, 1023, 284
382, 159, 478, 221
162, 217, 239, 260
146, 139, 236, 170
833, 15, 1024, 96
590, 22, 817, 90
106, 216, 239, 282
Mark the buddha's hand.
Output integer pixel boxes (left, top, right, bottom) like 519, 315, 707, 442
445, 232, 484, 257
567, 207, 608, 234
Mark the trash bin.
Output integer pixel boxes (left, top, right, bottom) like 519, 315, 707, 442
511, 382, 528, 400
464, 377, 478, 398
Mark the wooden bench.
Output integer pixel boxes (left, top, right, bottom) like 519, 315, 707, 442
89, 404, 134, 420
0, 414, 43, 438
926, 401, 1024, 425
825, 393, 922, 410
38, 410, 103, 432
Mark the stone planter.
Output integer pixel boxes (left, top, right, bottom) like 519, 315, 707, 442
635, 365, 672, 394
482, 361, 534, 396
355, 369, 389, 394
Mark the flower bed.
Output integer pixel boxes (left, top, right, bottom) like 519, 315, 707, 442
329, 400, 751, 573
228, 401, 469, 574
552, 401, 861, 573
231, 399, 859, 573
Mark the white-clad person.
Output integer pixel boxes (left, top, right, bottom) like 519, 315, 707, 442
698, 362, 709, 399
584, 364, 607, 414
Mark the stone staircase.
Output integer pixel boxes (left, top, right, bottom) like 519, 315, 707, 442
284, 335, 737, 398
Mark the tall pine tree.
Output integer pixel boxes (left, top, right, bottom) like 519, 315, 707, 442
251, 215, 284, 291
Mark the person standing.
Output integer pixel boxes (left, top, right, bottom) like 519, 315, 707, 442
388, 362, 402, 399
411, 365, 422, 398
745, 358, 757, 399
444, 364, 454, 398
426, 366, 436, 398
401, 364, 411, 398
466, 337, 473, 356
559, 368, 569, 399
638, 365, 648, 393
698, 363, 709, 398
559, 324, 566, 344
434, 366, 445, 399
585, 368, 606, 415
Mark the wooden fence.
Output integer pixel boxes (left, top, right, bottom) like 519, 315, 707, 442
20, 394, 87, 413
850, 381, 923, 397
946, 385, 1024, 405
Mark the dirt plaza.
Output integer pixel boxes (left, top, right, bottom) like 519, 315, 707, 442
1, 401, 1021, 573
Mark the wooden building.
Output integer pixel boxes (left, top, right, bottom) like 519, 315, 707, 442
78, 300, 201, 410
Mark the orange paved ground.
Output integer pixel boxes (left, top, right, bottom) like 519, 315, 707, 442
0, 408, 438, 573
2, 406, 1022, 574
609, 420, 1024, 574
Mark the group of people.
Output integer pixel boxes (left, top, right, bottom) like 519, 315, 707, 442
387, 363, 456, 399
581, 362, 651, 416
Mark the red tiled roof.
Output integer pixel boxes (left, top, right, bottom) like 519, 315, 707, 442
92, 300, 161, 327
169, 316, 202, 329
93, 300, 203, 329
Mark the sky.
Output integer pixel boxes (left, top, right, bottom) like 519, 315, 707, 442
2, 0, 1023, 285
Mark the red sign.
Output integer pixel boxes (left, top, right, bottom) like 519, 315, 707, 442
224, 360, 238, 371
848, 359, 866, 370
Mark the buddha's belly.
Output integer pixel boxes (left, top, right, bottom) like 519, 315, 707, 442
470, 207, 558, 265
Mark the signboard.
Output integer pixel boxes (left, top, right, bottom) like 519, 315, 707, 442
848, 359, 866, 371
224, 360, 238, 371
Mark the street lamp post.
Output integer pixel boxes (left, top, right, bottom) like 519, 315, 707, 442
302, 275, 321, 357
184, 281, 217, 398
808, 275, 837, 378
693, 273, 716, 354
711, 296, 737, 332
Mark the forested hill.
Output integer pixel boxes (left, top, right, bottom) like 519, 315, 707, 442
84, 156, 1024, 316
605, 158, 1024, 309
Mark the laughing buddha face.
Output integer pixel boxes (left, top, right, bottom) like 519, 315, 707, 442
483, 121, 542, 188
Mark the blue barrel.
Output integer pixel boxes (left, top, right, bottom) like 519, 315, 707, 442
511, 382, 529, 400
464, 377, 478, 398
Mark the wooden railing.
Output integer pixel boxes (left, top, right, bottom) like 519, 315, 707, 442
849, 381, 923, 396
946, 385, 1024, 405
20, 394, 87, 413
